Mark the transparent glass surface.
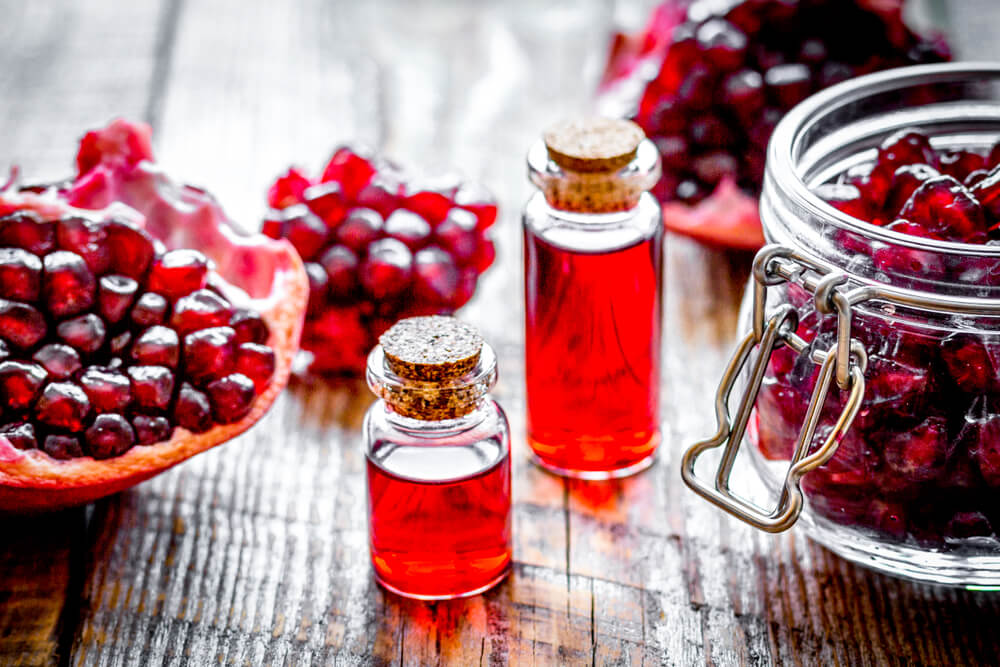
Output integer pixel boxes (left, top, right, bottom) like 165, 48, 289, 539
750, 64, 1000, 587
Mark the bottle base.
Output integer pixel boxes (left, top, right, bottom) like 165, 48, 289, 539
374, 563, 511, 600
529, 450, 657, 480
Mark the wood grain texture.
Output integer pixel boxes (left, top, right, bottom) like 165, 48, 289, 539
1, 1, 1000, 666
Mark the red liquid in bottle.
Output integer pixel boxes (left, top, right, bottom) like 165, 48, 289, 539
524, 226, 663, 476
366, 438, 512, 598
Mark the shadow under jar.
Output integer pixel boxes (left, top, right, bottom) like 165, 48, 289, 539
683, 63, 1000, 587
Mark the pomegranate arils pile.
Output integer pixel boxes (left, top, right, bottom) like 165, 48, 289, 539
633, 0, 949, 206
0, 213, 277, 461
822, 128, 1000, 250
264, 147, 496, 375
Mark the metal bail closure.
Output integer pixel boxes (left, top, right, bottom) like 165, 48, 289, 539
681, 245, 867, 533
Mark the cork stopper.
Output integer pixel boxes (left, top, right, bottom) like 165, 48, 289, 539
543, 117, 644, 173
368, 316, 497, 421
380, 316, 483, 382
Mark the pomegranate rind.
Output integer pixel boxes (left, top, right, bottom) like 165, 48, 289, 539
0, 127, 308, 512
661, 178, 765, 249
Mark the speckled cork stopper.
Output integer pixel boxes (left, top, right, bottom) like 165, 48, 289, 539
381, 316, 483, 382
377, 317, 488, 420
540, 118, 648, 212
544, 117, 644, 173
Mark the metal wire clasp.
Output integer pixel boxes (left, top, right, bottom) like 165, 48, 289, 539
681, 244, 868, 533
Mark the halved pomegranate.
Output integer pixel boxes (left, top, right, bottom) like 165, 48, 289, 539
598, 0, 950, 249
263, 147, 497, 375
0, 119, 308, 512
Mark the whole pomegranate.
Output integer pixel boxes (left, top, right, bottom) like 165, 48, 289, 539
0, 120, 308, 511
264, 148, 497, 375
600, 0, 951, 248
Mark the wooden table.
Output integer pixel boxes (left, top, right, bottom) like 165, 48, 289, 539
2, 1, 1000, 664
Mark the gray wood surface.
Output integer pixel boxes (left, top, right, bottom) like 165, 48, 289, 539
0, 1, 999, 665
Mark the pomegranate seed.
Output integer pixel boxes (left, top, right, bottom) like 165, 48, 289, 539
693, 151, 739, 186
676, 64, 714, 110
235, 343, 275, 392
104, 220, 155, 279
434, 208, 478, 264
35, 382, 91, 431
945, 511, 995, 540
127, 365, 175, 411
303, 182, 348, 225
0, 300, 47, 349
261, 210, 283, 239
321, 146, 375, 199
43, 251, 97, 318
412, 247, 459, 307
689, 114, 735, 149
0, 422, 36, 450
696, 18, 747, 70
131, 292, 169, 328
79, 367, 132, 412
899, 176, 985, 241
174, 383, 212, 433
938, 150, 985, 181
384, 209, 431, 250
336, 208, 383, 252
56, 314, 106, 355
131, 325, 180, 368
883, 416, 950, 482
321, 146, 376, 198
885, 164, 940, 215
229, 308, 270, 345
319, 245, 358, 298
942, 333, 998, 393
970, 166, 1000, 220
56, 216, 110, 274
453, 182, 498, 230
43, 434, 84, 460
206, 373, 256, 423
359, 238, 413, 299
404, 190, 452, 226
722, 69, 765, 114
98, 275, 139, 324
304, 263, 329, 315
355, 177, 401, 218
472, 238, 496, 272
133, 415, 172, 445
281, 207, 329, 261
84, 413, 136, 459
32, 344, 82, 379
0, 212, 55, 255
171, 289, 233, 335
815, 184, 873, 222
764, 64, 811, 108
0, 361, 47, 411
268, 167, 311, 209
183, 326, 236, 385
148, 249, 209, 299
0, 248, 42, 302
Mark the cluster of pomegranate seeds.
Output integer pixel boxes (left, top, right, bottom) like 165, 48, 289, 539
821, 128, 1000, 253
756, 294, 1000, 549
263, 147, 497, 374
0, 212, 276, 460
631, 0, 949, 207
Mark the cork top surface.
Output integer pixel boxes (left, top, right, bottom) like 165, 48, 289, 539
543, 117, 645, 173
379, 316, 483, 381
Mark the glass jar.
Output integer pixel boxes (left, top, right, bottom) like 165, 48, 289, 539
683, 63, 1000, 587
523, 117, 664, 478
363, 317, 512, 599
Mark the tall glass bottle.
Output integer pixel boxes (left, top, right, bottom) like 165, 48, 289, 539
523, 117, 664, 478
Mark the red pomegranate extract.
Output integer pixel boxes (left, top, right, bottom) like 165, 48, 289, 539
366, 439, 512, 598
523, 117, 664, 478
524, 226, 662, 476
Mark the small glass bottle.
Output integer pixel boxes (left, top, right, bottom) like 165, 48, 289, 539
523, 117, 664, 478
363, 315, 512, 599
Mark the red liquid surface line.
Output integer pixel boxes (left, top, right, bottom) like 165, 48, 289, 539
524, 229, 663, 476
366, 452, 512, 599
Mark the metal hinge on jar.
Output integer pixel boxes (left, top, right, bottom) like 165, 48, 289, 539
681, 245, 869, 533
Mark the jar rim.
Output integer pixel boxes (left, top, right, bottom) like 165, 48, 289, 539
768, 62, 1000, 259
